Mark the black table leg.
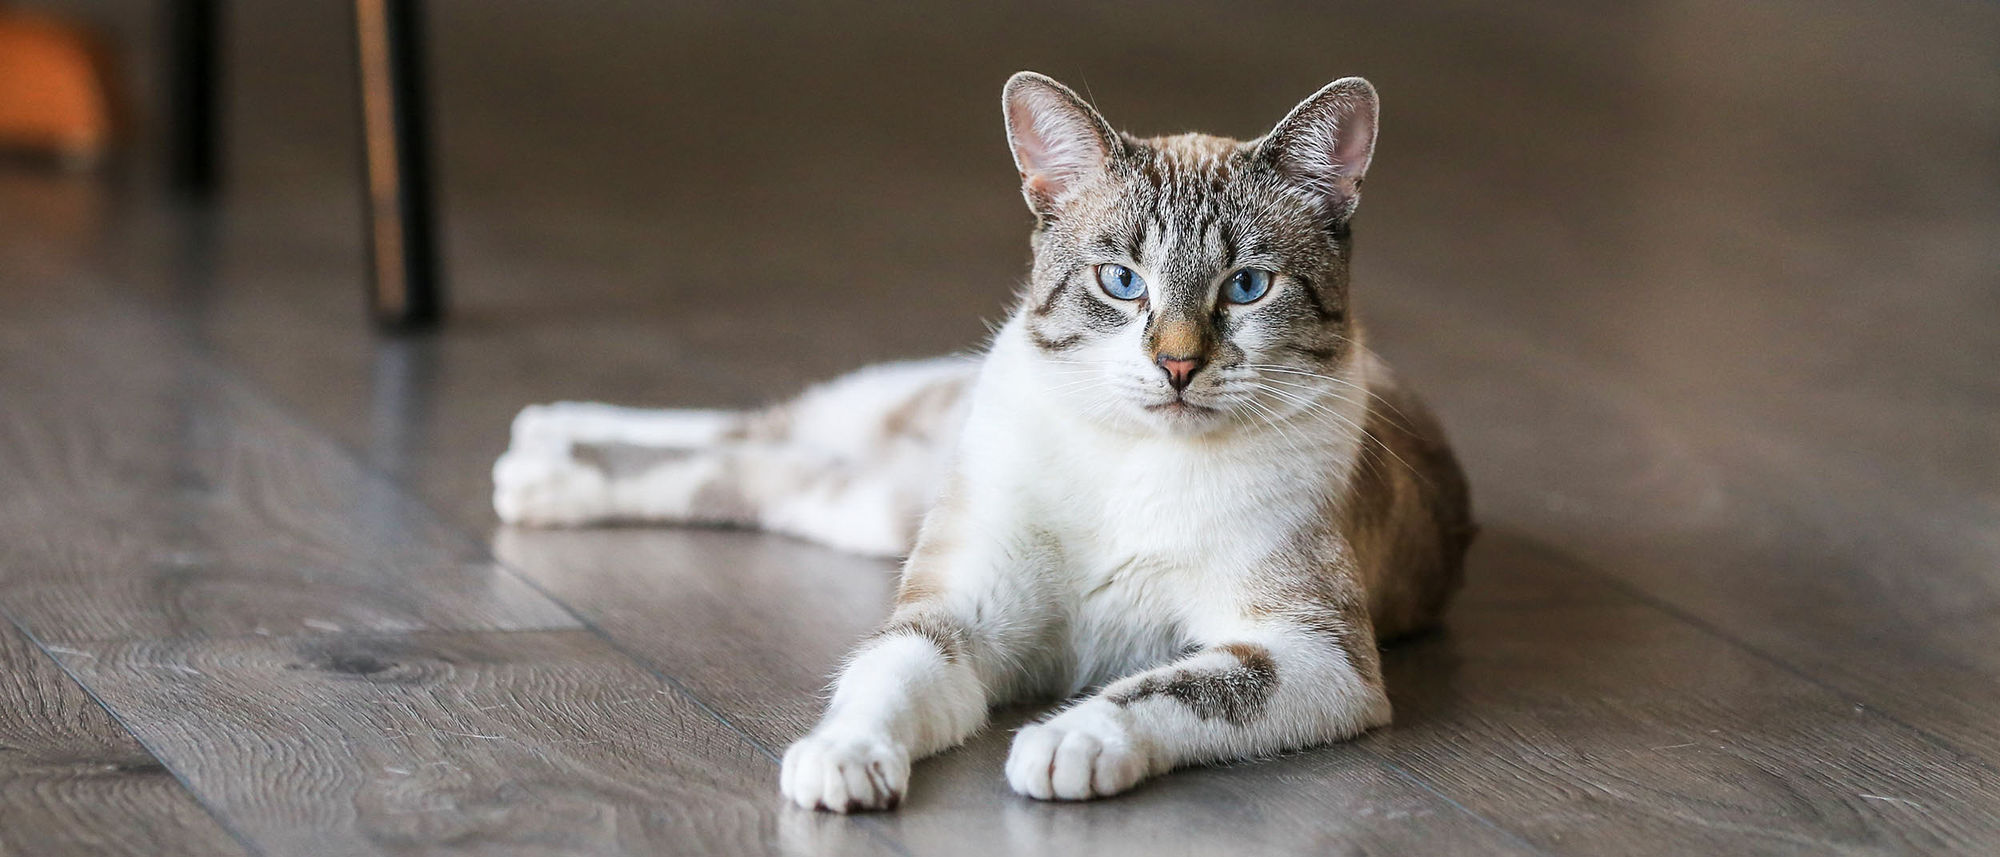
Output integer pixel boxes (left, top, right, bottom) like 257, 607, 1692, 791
167, 0, 219, 193
353, 0, 442, 330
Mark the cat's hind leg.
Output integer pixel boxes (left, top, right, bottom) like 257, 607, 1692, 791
508, 402, 744, 455
493, 357, 973, 547
495, 442, 932, 556
493, 403, 753, 528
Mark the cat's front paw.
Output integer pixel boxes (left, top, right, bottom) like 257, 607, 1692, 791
1006, 700, 1157, 801
781, 731, 911, 812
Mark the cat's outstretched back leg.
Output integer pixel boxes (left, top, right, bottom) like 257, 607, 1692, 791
492, 357, 975, 556
508, 403, 742, 455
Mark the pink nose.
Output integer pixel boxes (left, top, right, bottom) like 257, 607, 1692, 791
1157, 354, 1206, 391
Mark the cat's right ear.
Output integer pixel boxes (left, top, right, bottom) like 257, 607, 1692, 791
1257, 77, 1379, 225
1003, 72, 1121, 221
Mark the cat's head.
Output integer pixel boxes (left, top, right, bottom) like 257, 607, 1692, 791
1003, 72, 1378, 436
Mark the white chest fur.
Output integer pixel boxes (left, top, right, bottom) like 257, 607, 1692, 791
949, 324, 1366, 689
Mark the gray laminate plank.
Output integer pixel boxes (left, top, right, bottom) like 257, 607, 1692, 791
50, 630, 880, 857
0, 619, 250, 857
1374, 552, 2000, 856
1373, 297, 2000, 771
0, 309, 578, 642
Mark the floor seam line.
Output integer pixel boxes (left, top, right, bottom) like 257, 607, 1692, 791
0, 603, 270, 857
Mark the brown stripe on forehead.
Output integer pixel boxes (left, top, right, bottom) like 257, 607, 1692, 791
1106, 643, 1279, 727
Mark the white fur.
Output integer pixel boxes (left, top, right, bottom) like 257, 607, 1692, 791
781, 317, 1391, 809
781, 634, 986, 810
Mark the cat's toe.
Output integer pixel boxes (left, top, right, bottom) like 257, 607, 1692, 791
1006, 703, 1153, 801
781, 732, 910, 812
492, 451, 609, 526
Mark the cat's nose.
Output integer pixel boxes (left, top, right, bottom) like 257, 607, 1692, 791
1156, 353, 1206, 392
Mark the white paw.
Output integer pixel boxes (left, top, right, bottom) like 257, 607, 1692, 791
781, 731, 910, 812
1006, 701, 1155, 801
492, 450, 610, 526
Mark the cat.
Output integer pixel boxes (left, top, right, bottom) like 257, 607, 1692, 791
491, 71, 1473, 811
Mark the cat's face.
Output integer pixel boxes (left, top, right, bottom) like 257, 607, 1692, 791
1003, 74, 1378, 436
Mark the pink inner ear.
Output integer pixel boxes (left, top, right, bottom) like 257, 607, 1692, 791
1007, 86, 1110, 203
1327, 110, 1374, 180
1269, 88, 1377, 219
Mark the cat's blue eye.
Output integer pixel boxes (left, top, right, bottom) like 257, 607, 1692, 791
1096, 264, 1147, 301
1223, 268, 1273, 304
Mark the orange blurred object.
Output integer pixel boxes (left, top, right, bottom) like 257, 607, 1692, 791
0, 8, 113, 166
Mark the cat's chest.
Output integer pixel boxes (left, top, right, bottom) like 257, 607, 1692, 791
1037, 446, 1310, 686
1059, 432, 1294, 540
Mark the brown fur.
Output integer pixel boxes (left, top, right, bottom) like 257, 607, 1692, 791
1107, 643, 1280, 726
871, 613, 969, 664
1339, 367, 1475, 641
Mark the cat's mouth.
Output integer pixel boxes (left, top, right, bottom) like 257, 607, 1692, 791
1145, 398, 1217, 415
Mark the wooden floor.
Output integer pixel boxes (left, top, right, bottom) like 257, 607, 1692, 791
3, 0, 1997, 853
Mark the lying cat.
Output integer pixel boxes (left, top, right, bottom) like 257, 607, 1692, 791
493, 72, 1473, 811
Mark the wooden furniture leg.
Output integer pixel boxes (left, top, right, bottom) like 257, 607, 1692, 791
353, 0, 442, 329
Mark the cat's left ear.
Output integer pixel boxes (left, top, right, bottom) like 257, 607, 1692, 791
1003, 71, 1122, 221
1257, 77, 1379, 224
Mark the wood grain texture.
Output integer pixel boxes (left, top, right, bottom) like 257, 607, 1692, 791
1375, 547, 2000, 855
0, 311, 578, 643
50, 630, 874, 856
489, 527, 895, 749
0, 621, 248, 856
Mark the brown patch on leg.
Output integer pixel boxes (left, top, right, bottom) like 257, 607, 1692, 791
870, 614, 968, 664
880, 378, 967, 443
719, 405, 793, 443
685, 457, 759, 525
1106, 643, 1280, 727
894, 473, 964, 602
892, 570, 940, 606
